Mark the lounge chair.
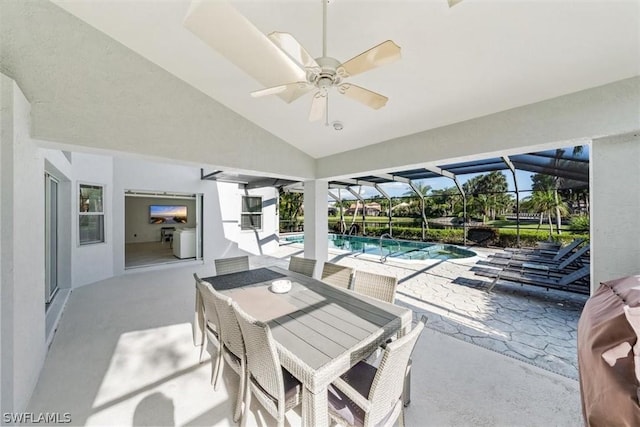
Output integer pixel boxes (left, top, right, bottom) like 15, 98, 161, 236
504, 240, 561, 253
479, 244, 590, 276
472, 264, 590, 295
492, 238, 585, 263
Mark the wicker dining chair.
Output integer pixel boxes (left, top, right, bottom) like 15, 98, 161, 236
352, 271, 399, 303
327, 316, 428, 427
214, 255, 250, 275
321, 262, 354, 289
193, 274, 223, 385
233, 303, 302, 427
209, 287, 247, 422
193, 273, 205, 347
288, 256, 317, 278
193, 273, 216, 350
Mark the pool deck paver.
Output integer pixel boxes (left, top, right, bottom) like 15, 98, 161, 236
266, 241, 587, 380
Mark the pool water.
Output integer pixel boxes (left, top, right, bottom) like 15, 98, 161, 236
283, 234, 476, 261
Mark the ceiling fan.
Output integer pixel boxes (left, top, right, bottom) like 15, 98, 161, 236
184, 0, 463, 123
248, 0, 401, 123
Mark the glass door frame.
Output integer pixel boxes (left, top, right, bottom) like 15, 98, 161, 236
45, 173, 59, 305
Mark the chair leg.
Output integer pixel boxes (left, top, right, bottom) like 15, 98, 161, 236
487, 272, 500, 293
193, 290, 204, 347
212, 352, 224, 389
233, 362, 246, 422
209, 352, 218, 385
398, 407, 405, 427
241, 380, 251, 427
403, 357, 412, 407
198, 338, 207, 363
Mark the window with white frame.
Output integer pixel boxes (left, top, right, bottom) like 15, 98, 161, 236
241, 196, 262, 231
79, 183, 105, 245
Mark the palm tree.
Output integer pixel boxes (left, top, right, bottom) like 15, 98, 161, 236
475, 194, 491, 223
278, 191, 303, 232
482, 171, 509, 220
402, 182, 431, 198
549, 146, 585, 234
529, 190, 554, 237
402, 181, 432, 235
462, 172, 510, 221
529, 189, 569, 238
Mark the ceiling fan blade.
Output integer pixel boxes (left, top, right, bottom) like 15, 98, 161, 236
251, 82, 313, 103
268, 32, 319, 70
338, 84, 388, 110
309, 92, 327, 122
448, 0, 465, 7
340, 40, 401, 78
183, 1, 306, 102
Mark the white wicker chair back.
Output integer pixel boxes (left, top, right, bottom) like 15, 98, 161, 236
321, 262, 354, 289
215, 255, 250, 275
288, 256, 317, 277
352, 271, 398, 303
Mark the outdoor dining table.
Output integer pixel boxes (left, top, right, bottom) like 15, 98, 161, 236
199, 265, 413, 427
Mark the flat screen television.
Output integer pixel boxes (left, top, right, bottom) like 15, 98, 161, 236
149, 205, 188, 224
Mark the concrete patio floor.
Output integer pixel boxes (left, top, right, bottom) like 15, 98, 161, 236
27, 244, 585, 426
278, 241, 587, 380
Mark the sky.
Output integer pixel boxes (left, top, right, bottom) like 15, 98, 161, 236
328, 169, 537, 201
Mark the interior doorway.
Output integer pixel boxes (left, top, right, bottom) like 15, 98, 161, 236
124, 191, 203, 269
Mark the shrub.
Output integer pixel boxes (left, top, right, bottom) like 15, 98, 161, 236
336, 222, 589, 249
569, 215, 590, 232
359, 226, 465, 244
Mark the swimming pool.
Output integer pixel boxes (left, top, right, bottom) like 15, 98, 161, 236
283, 234, 476, 261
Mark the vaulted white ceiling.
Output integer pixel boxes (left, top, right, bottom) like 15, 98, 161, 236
50, 0, 640, 159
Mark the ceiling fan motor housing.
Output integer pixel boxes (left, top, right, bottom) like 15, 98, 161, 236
308, 56, 343, 93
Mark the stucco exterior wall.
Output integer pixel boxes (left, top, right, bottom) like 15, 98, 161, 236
71, 153, 114, 288
0, 73, 283, 413
591, 133, 640, 291
112, 156, 279, 275
0, 75, 47, 414
217, 183, 280, 257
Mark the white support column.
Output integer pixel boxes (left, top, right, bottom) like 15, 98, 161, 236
0, 72, 10, 417
303, 180, 328, 278
0, 73, 47, 414
591, 133, 640, 294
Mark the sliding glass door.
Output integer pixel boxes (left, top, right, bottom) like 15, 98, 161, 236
45, 173, 58, 304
